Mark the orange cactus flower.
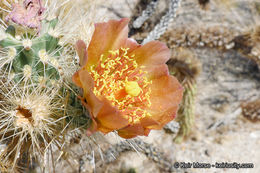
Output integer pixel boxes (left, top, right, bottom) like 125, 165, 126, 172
72, 18, 183, 139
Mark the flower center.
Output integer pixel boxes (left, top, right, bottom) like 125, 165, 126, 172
89, 48, 152, 123
125, 81, 141, 97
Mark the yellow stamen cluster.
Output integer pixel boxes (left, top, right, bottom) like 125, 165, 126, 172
89, 48, 152, 123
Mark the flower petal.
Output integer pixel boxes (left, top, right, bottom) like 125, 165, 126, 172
117, 123, 150, 139
75, 69, 103, 118
75, 40, 88, 67
144, 64, 170, 80
75, 69, 129, 134
141, 105, 179, 129
129, 41, 171, 66
72, 70, 82, 88
78, 69, 94, 93
86, 18, 130, 69
124, 38, 140, 53
95, 98, 129, 133
141, 75, 183, 129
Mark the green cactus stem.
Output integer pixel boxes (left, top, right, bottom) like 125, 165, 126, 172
0, 19, 61, 86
